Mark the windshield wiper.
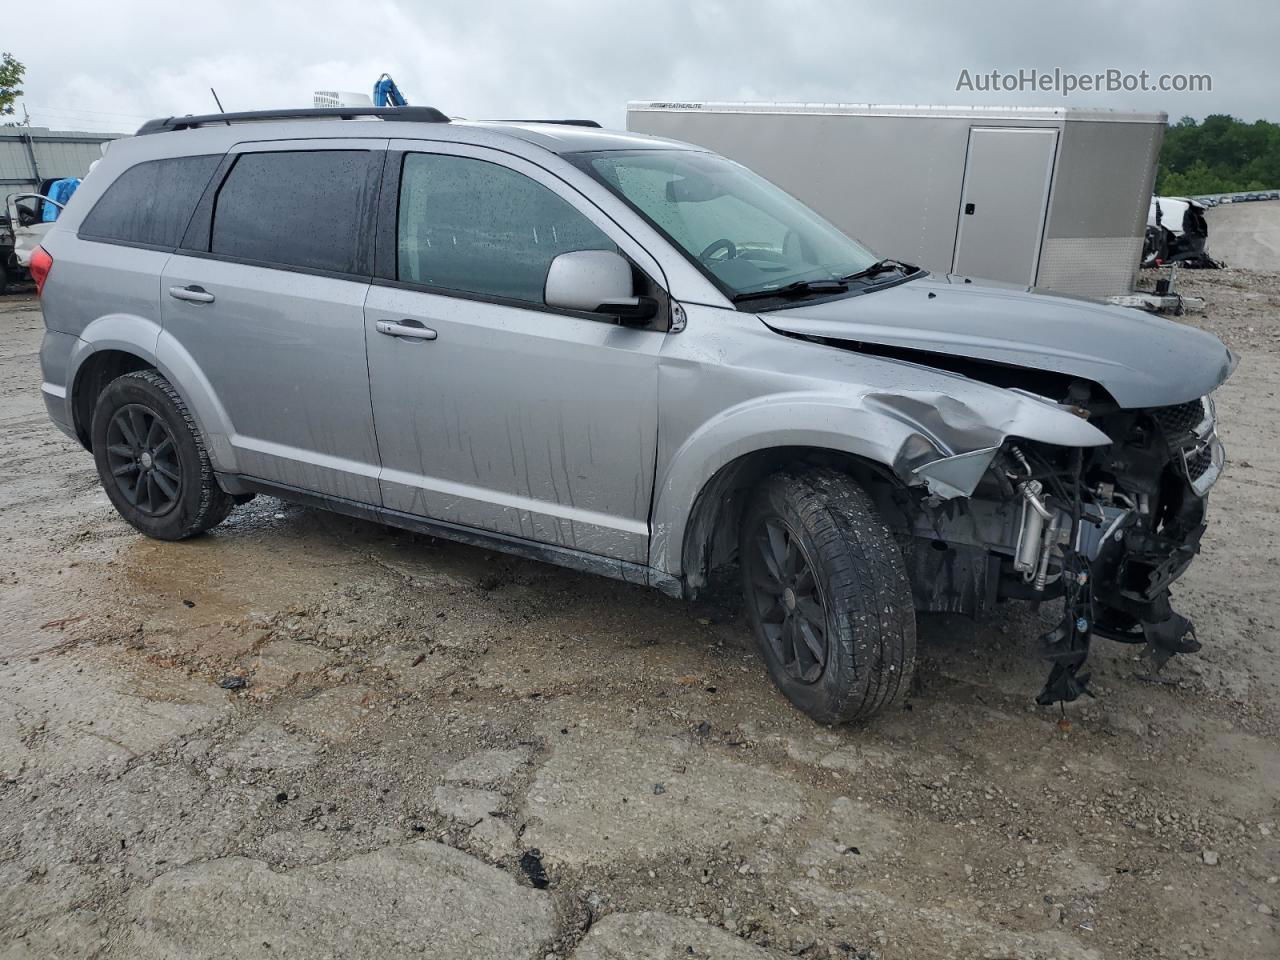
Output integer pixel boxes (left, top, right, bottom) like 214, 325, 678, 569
840, 259, 913, 283
731, 260, 919, 304
731, 279, 849, 304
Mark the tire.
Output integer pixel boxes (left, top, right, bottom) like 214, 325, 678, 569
739, 468, 916, 724
90, 370, 235, 540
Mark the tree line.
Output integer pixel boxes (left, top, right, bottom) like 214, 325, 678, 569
1158, 114, 1280, 195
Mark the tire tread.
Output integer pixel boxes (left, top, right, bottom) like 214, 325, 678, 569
92, 370, 233, 539
742, 468, 916, 723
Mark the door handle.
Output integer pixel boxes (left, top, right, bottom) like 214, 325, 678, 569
168, 285, 215, 303
375, 319, 437, 341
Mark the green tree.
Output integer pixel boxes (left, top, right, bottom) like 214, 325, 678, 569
1156, 114, 1280, 194
0, 52, 24, 120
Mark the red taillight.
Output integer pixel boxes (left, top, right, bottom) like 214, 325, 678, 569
29, 246, 53, 296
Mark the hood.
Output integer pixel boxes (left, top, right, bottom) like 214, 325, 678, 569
760, 274, 1235, 409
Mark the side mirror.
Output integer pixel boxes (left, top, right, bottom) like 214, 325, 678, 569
545, 250, 657, 326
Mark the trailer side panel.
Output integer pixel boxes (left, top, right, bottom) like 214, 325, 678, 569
627, 103, 1164, 298
1036, 120, 1163, 295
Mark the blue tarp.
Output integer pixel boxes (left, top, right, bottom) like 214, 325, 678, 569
43, 178, 81, 221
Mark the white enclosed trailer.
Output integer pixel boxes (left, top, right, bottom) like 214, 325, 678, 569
626, 102, 1165, 297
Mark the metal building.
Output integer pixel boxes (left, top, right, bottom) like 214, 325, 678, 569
627, 103, 1166, 297
1, 126, 123, 195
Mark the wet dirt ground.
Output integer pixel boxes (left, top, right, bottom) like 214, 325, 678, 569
1, 272, 1278, 959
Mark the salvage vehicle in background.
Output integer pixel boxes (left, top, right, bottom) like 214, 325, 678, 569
33, 107, 1234, 722
1144, 195, 1211, 266
2, 192, 66, 290
1, 123, 114, 291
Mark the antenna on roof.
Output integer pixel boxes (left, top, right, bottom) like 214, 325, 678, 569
208, 87, 231, 126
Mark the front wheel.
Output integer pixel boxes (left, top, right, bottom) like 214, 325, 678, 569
90, 370, 235, 540
740, 468, 916, 723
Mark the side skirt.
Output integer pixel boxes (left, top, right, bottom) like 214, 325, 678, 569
219, 474, 685, 598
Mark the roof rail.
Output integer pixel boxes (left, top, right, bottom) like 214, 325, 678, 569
487, 119, 602, 128
136, 106, 450, 135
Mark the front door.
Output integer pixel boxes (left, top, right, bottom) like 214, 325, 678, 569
952, 127, 1058, 287
364, 143, 665, 564
161, 141, 385, 502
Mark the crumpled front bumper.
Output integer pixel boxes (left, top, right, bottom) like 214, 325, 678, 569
1037, 457, 1218, 704
1085, 499, 1206, 619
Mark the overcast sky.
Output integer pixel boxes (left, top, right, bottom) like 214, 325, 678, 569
11, 0, 1278, 135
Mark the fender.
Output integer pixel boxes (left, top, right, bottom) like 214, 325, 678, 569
648, 385, 1111, 579
65, 312, 163, 433
67, 313, 239, 473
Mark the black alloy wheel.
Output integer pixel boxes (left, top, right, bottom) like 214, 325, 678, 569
90, 369, 235, 540
739, 468, 917, 723
104, 403, 183, 516
744, 516, 830, 684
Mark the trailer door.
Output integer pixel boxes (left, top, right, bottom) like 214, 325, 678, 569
952, 127, 1058, 287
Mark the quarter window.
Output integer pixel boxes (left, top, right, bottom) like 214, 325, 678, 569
210, 151, 376, 274
397, 153, 615, 304
79, 155, 220, 248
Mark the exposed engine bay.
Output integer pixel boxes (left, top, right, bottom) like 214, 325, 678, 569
886, 385, 1223, 704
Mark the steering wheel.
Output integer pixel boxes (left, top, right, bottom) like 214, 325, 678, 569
698, 238, 737, 263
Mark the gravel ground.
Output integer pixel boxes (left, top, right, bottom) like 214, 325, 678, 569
1, 272, 1277, 960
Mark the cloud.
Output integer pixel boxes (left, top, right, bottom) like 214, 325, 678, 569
11, 0, 1278, 134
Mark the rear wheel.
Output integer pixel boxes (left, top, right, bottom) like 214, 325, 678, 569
740, 468, 916, 723
90, 370, 234, 540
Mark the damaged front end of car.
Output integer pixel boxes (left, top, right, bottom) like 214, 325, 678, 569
756, 272, 1235, 705
880, 386, 1225, 705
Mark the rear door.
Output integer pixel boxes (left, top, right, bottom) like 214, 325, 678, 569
49, 154, 223, 341
363, 142, 666, 563
952, 127, 1058, 286
161, 140, 385, 502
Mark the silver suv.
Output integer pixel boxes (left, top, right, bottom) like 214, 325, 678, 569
35, 106, 1233, 722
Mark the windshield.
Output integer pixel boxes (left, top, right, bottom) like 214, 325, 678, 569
575, 149, 881, 298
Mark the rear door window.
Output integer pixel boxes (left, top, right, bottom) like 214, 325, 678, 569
397, 152, 615, 303
209, 150, 378, 275
79, 155, 220, 248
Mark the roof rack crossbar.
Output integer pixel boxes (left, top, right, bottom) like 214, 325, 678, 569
136, 106, 450, 135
